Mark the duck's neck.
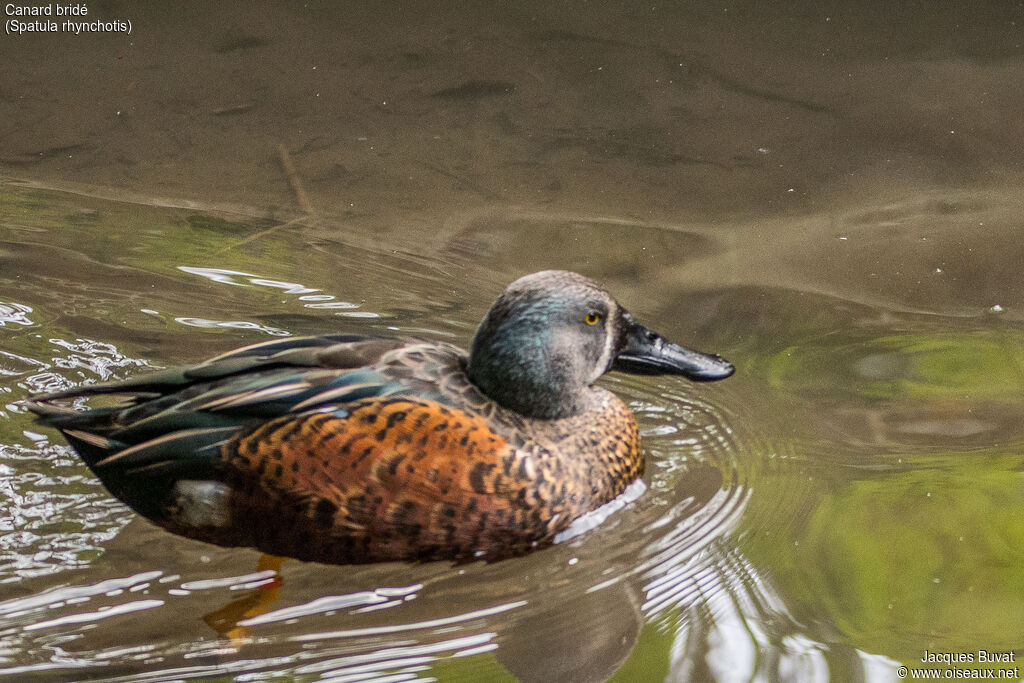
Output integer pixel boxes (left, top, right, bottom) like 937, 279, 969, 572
466, 332, 586, 421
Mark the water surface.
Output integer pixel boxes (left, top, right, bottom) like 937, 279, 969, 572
1, 181, 1022, 681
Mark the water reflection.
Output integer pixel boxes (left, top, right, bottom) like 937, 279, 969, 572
179, 267, 364, 311
0, 303, 33, 328
173, 317, 291, 337
0, 439, 130, 582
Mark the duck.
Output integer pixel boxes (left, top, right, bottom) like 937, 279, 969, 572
27, 270, 734, 564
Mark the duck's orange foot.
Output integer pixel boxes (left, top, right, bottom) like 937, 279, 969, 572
202, 554, 288, 642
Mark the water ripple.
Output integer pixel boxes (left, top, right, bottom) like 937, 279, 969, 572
293, 631, 496, 677
0, 303, 34, 328
173, 317, 290, 337
47, 338, 152, 383
0, 441, 131, 582
291, 600, 527, 643
25, 598, 165, 632
241, 585, 422, 627
178, 266, 379, 318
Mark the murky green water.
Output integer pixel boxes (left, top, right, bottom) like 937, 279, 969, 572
1, 179, 1021, 681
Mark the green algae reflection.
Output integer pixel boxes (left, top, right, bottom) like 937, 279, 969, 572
745, 328, 1024, 665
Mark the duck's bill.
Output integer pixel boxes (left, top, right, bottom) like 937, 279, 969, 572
613, 319, 735, 381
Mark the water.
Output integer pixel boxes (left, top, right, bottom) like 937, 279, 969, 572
0, 186, 751, 681
3, 3, 1024, 680
2, 180, 1021, 681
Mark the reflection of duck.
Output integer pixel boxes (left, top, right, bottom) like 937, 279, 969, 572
202, 554, 286, 643
28, 271, 733, 564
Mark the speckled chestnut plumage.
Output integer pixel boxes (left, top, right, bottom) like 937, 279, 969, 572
27, 270, 734, 564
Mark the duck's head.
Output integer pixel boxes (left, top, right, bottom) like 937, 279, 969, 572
467, 270, 734, 419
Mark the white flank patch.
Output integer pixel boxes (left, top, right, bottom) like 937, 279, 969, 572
172, 480, 231, 528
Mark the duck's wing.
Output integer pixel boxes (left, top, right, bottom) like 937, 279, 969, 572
24, 335, 408, 508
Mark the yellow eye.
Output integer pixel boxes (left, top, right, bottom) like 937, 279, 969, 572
585, 312, 601, 325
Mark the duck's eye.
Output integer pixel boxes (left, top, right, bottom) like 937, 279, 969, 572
584, 312, 601, 326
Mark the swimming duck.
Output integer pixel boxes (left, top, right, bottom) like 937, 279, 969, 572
27, 270, 733, 564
